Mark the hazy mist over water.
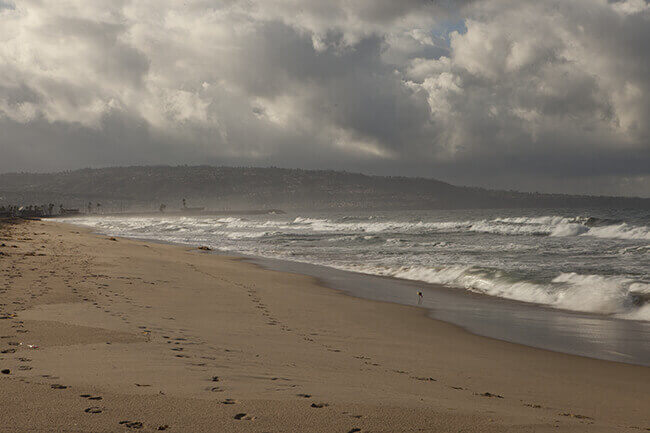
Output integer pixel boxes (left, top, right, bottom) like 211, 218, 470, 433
59, 207, 650, 322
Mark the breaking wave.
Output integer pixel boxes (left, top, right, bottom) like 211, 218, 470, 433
285, 214, 650, 240
340, 264, 650, 321
492, 216, 649, 240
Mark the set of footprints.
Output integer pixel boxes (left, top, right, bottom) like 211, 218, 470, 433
50, 384, 170, 430
245, 284, 291, 331
196, 275, 588, 424
1, 231, 598, 432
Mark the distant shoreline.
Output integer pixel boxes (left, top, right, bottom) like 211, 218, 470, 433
51, 208, 287, 218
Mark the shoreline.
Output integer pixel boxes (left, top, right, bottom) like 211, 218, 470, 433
1, 219, 648, 432
245, 255, 650, 366
49, 218, 650, 366
46, 211, 650, 324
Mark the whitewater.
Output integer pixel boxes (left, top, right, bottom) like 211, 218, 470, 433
58, 208, 650, 322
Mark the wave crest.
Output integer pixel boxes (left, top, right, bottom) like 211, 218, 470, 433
343, 263, 650, 321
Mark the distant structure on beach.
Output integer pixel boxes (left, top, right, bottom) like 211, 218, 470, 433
0, 203, 80, 218
60, 207, 81, 216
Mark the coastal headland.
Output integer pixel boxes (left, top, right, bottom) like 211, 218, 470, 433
0, 219, 648, 432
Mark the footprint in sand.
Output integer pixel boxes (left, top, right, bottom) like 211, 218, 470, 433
311, 403, 329, 408
233, 413, 254, 420
84, 407, 102, 414
50, 384, 68, 389
119, 420, 144, 429
476, 392, 504, 399
208, 386, 224, 393
221, 398, 237, 405
559, 412, 593, 420
296, 393, 312, 398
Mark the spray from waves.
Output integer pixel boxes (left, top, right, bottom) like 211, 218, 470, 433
493, 216, 650, 240
340, 263, 650, 321
288, 215, 649, 240
578, 223, 650, 240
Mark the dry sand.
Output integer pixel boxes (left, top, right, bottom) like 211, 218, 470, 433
0, 218, 648, 432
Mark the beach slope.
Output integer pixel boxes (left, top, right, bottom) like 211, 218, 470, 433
0, 219, 648, 432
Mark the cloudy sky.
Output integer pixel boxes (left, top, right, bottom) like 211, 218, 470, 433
0, 0, 648, 196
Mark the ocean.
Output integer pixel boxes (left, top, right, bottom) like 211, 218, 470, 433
59, 207, 649, 322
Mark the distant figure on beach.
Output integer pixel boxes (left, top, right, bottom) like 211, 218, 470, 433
417, 291, 423, 305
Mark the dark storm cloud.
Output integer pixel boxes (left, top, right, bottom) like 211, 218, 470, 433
0, 0, 648, 196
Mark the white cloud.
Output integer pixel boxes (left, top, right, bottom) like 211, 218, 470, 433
407, 0, 650, 158
0, 0, 648, 195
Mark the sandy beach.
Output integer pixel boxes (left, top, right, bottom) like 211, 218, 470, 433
1, 218, 648, 432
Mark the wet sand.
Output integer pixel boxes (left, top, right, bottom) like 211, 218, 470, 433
0, 219, 648, 432
251, 256, 650, 366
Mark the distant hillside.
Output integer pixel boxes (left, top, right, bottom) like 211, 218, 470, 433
0, 165, 648, 211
